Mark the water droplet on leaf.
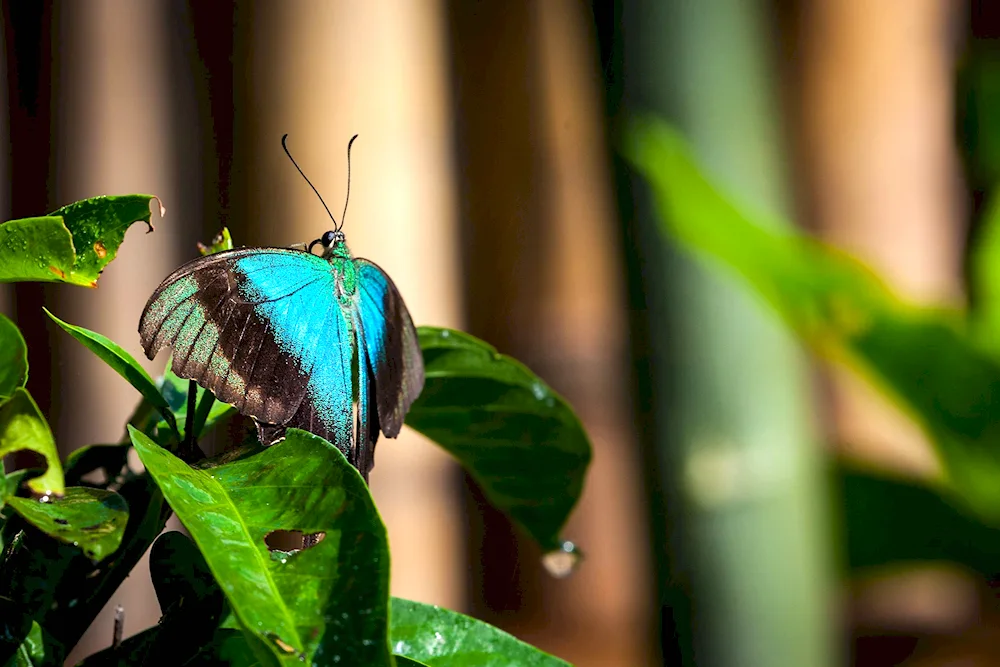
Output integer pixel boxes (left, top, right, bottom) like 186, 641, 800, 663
542, 540, 582, 578
531, 381, 547, 401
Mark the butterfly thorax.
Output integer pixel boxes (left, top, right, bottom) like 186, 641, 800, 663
326, 239, 358, 304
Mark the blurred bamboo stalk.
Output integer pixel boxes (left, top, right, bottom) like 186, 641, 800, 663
796, 0, 970, 652
620, 1, 837, 666
51, 0, 186, 660
797, 0, 964, 479
529, 2, 654, 666
242, 0, 465, 611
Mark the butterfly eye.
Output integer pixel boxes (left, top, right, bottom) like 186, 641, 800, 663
321, 230, 337, 247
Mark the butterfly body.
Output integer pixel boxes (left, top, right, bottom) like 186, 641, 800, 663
139, 230, 424, 480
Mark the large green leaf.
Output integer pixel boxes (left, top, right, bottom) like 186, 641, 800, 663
0, 389, 63, 497
0, 195, 159, 287
44, 309, 179, 441
406, 327, 591, 552
390, 598, 572, 667
623, 115, 1000, 521
129, 426, 392, 666
5, 488, 127, 562
0, 314, 27, 404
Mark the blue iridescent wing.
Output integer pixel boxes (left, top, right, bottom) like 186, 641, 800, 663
138, 248, 355, 454
353, 259, 424, 447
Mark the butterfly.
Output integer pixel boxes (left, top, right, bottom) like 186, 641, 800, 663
138, 135, 424, 481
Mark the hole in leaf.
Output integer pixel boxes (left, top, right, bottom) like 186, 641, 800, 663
264, 529, 325, 555
3, 450, 47, 485
54, 518, 68, 525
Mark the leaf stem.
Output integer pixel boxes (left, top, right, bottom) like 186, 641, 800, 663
191, 389, 216, 441
185, 380, 198, 446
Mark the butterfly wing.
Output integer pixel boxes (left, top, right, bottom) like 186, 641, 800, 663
353, 258, 424, 442
351, 308, 379, 479
139, 248, 355, 451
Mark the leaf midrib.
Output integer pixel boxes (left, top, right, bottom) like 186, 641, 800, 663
189, 467, 305, 655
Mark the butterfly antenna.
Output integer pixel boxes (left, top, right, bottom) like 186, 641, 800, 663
281, 133, 338, 228
339, 134, 359, 232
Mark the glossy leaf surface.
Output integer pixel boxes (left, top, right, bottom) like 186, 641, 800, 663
624, 115, 1000, 521
0, 314, 28, 404
45, 308, 178, 440
6, 488, 127, 562
0, 195, 159, 286
130, 426, 391, 666
0, 389, 63, 496
406, 327, 591, 551
390, 598, 572, 667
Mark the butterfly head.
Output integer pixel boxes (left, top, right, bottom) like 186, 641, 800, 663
310, 229, 350, 259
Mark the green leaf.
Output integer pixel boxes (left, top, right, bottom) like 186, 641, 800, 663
622, 115, 1000, 521
198, 228, 234, 255
64, 443, 129, 488
406, 327, 591, 551
0, 195, 159, 287
0, 530, 78, 654
0, 602, 65, 667
6, 488, 127, 562
78, 626, 264, 667
77, 531, 229, 666
0, 470, 35, 504
390, 598, 572, 667
44, 309, 179, 441
970, 188, 1000, 358
838, 461, 1000, 574
149, 531, 221, 614
129, 426, 392, 666
395, 657, 431, 667
0, 389, 63, 497
0, 314, 28, 404
35, 475, 168, 652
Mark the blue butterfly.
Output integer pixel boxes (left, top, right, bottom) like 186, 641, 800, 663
138, 136, 423, 480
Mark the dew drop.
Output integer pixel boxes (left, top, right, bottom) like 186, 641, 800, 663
531, 381, 547, 401
542, 540, 582, 578
38, 494, 52, 504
